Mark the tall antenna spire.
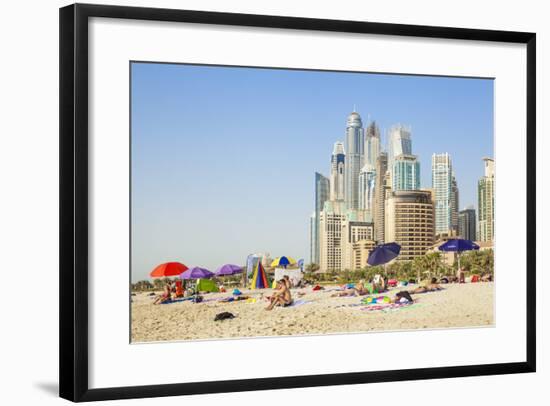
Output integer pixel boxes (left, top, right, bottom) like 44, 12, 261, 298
353, 104, 356, 112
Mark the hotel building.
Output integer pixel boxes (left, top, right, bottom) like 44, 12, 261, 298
385, 189, 435, 261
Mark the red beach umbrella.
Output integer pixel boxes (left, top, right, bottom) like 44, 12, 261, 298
150, 262, 188, 278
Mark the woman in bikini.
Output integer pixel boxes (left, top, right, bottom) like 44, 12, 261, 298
266, 280, 292, 310
153, 282, 173, 304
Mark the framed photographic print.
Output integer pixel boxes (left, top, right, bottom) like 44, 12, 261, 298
59, 3, 536, 402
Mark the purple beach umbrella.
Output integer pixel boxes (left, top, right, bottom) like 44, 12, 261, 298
179, 267, 214, 279
214, 264, 243, 276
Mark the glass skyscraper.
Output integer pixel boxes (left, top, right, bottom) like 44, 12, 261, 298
392, 154, 420, 191
312, 172, 330, 264
344, 111, 364, 209
358, 164, 376, 215
364, 121, 381, 168
330, 141, 345, 201
388, 124, 412, 173
458, 206, 476, 241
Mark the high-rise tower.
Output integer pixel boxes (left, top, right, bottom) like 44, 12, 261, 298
373, 152, 389, 243
358, 164, 376, 215
364, 121, 381, 168
478, 157, 495, 242
392, 154, 420, 191
344, 111, 364, 210
387, 124, 412, 174
451, 174, 459, 233
312, 172, 330, 264
432, 153, 453, 236
330, 141, 345, 201
458, 206, 476, 241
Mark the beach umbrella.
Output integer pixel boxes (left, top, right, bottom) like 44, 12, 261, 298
150, 262, 188, 278
215, 264, 243, 276
438, 239, 479, 271
271, 256, 296, 268
367, 243, 401, 266
179, 267, 214, 279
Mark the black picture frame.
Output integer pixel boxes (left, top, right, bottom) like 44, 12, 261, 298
59, 3, 536, 402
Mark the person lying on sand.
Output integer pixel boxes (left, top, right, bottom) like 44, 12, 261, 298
393, 290, 414, 303
331, 280, 369, 297
220, 295, 250, 303
408, 280, 443, 294
266, 280, 292, 310
153, 282, 173, 304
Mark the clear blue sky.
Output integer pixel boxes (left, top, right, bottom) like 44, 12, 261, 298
131, 62, 493, 282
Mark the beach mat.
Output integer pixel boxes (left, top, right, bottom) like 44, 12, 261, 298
360, 302, 415, 312
281, 299, 310, 308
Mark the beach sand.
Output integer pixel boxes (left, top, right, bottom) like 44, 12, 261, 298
131, 282, 494, 342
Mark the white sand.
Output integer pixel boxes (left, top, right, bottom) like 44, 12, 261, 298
131, 282, 494, 342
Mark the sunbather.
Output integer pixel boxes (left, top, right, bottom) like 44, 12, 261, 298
266, 280, 292, 310
331, 280, 369, 297
153, 282, 172, 304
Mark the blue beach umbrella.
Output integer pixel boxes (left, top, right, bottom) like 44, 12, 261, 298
367, 242, 401, 266
438, 239, 479, 270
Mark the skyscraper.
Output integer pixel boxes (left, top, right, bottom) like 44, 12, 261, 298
312, 172, 330, 264
309, 212, 316, 264
392, 154, 420, 191
344, 111, 364, 209
330, 141, 345, 201
364, 121, 381, 168
358, 164, 376, 215
451, 174, 459, 233
458, 206, 476, 241
373, 152, 389, 243
478, 157, 495, 242
432, 153, 453, 236
319, 200, 346, 272
387, 124, 412, 173
385, 189, 435, 261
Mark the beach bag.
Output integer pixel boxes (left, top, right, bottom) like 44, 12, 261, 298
214, 312, 235, 321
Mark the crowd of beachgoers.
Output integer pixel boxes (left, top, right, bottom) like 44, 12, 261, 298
131, 272, 494, 342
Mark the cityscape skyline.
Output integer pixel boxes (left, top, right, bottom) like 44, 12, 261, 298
131, 62, 493, 281
312, 109, 494, 270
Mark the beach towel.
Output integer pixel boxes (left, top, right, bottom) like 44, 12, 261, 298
360, 302, 413, 312
159, 297, 194, 304
281, 299, 310, 308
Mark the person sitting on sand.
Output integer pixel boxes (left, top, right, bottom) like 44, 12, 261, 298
456, 267, 466, 283
372, 274, 387, 293
266, 280, 292, 310
153, 282, 173, 304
